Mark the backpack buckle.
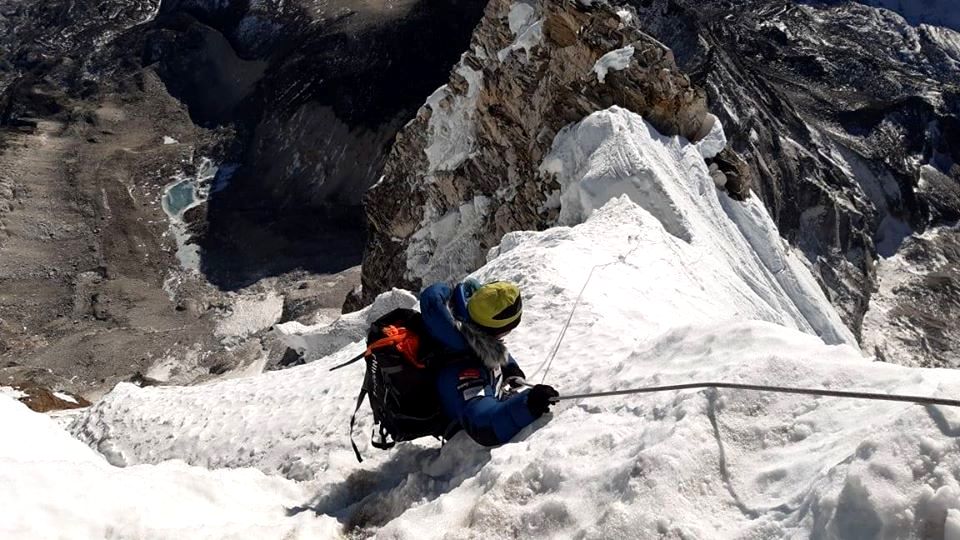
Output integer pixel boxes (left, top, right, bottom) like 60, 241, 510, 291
371, 423, 395, 450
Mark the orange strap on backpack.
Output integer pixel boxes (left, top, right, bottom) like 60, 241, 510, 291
365, 325, 423, 368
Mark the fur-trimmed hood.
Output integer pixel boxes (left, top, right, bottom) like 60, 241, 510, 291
457, 320, 509, 371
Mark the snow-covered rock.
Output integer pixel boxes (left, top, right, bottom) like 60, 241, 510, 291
593, 45, 634, 83
275, 289, 418, 360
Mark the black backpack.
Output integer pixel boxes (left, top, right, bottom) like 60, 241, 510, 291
330, 308, 454, 461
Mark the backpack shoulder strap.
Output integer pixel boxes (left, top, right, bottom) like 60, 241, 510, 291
348, 385, 367, 462
330, 351, 365, 372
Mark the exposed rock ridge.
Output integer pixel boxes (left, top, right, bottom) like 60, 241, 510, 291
620, 0, 960, 364
362, 0, 715, 300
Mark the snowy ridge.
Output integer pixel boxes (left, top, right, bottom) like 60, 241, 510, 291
540, 108, 854, 346
10, 107, 960, 537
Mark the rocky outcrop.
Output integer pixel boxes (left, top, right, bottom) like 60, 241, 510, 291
862, 226, 960, 367
362, 0, 714, 300
619, 0, 960, 363
362, 0, 960, 367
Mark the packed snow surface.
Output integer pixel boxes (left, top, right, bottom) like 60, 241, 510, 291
10, 107, 960, 538
0, 396, 330, 539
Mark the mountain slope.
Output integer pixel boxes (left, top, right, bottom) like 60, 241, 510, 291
23, 108, 959, 537
360, 0, 960, 369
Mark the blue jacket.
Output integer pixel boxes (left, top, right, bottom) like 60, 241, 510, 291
420, 282, 537, 446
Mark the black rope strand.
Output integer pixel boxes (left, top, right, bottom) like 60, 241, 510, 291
549, 381, 960, 408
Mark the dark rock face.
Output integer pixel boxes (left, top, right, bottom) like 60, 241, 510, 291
621, 0, 960, 361
131, 0, 490, 289
361, 0, 714, 302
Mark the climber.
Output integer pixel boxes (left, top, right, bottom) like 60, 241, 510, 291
419, 278, 559, 446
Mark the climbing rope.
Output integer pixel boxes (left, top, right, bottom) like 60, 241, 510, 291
533, 262, 603, 384
520, 239, 960, 411
546, 381, 960, 408
530, 240, 646, 384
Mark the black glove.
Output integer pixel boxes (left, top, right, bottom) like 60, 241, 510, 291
501, 362, 527, 389
526, 384, 559, 418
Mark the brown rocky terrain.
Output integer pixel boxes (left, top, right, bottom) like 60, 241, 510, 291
0, 72, 269, 403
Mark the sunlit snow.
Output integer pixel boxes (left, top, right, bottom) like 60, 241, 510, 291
6, 107, 960, 538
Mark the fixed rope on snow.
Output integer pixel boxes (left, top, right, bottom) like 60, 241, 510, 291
545, 381, 960, 408
530, 240, 646, 384
523, 243, 960, 411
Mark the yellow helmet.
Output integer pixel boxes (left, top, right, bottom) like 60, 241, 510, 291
466, 281, 523, 335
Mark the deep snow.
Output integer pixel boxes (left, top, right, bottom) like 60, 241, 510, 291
7, 107, 960, 538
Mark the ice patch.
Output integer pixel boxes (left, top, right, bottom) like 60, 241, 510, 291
160, 158, 222, 272
0, 386, 26, 400
52, 392, 79, 405
593, 45, 635, 83
162, 136, 178, 145
423, 61, 483, 172
498, 2, 544, 62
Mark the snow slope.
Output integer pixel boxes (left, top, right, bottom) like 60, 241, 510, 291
9, 107, 960, 538
540, 107, 854, 347
0, 395, 331, 539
